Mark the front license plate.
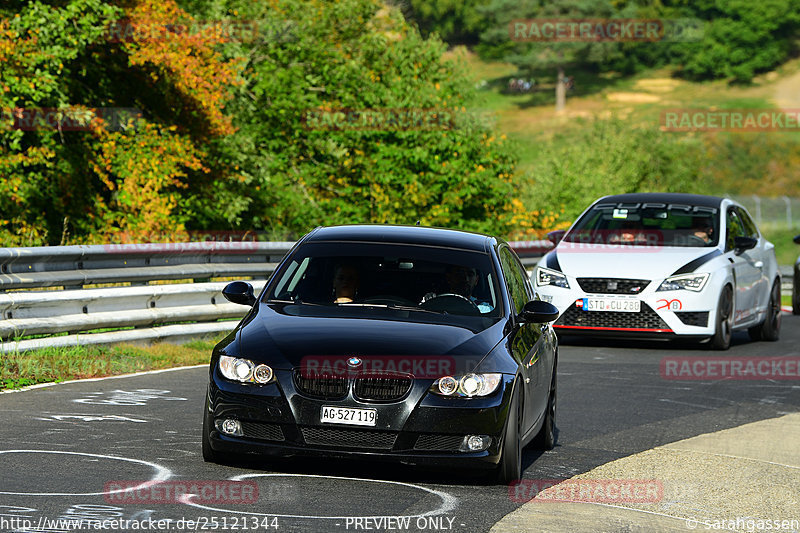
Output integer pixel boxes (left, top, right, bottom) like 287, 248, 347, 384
321, 406, 377, 426
579, 297, 641, 313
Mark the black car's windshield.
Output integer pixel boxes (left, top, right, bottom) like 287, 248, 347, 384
265, 242, 504, 320
564, 202, 720, 248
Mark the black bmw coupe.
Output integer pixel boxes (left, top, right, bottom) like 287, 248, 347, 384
202, 225, 560, 483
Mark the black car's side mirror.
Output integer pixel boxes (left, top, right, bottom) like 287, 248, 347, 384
547, 230, 566, 245
733, 236, 757, 252
794, 234, 800, 245
222, 281, 256, 306
519, 300, 560, 324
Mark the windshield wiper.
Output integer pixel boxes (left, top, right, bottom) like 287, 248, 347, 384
335, 302, 446, 314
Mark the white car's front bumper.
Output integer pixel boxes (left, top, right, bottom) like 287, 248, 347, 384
536, 273, 721, 338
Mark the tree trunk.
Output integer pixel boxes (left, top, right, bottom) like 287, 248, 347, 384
555, 66, 565, 112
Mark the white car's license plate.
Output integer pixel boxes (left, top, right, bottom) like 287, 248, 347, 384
579, 297, 641, 313
320, 406, 377, 426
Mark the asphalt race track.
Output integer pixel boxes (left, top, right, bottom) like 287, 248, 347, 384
1, 316, 798, 533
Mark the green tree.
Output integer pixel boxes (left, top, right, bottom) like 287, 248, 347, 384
183, 0, 524, 237
477, 0, 632, 110
526, 119, 709, 220
674, 0, 800, 82
396, 0, 488, 45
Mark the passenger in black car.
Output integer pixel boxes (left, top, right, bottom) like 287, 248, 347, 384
332, 263, 360, 303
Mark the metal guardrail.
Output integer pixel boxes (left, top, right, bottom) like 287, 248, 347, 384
0, 239, 552, 352
4, 237, 787, 353
0, 242, 293, 352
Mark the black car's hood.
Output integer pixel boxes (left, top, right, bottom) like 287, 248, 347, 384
234, 303, 506, 372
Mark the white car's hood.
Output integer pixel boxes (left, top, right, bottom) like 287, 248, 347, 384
550, 244, 718, 281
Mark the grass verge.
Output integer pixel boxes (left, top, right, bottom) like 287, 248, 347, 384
0, 336, 222, 391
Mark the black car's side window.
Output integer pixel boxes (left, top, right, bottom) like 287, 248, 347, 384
499, 247, 528, 315
725, 208, 746, 251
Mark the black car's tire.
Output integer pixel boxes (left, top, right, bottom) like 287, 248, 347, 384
710, 285, 733, 350
793, 271, 800, 315
496, 382, 522, 484
753, 280, 781, 342
202, 405, 220, 463
533, 366, 557, 450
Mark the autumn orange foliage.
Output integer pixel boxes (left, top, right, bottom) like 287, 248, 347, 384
121, 0, 243, 136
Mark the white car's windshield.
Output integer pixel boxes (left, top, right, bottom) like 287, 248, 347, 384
564, 202, 720, 248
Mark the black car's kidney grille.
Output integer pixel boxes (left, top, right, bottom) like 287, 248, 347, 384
675, 311, 709, 327
300, 427, 397, 450
556, 303, 670, 330
414, 434, 464, 452
241, 422, 284, 442
293, 371, 348, 400
353, 374, 413, 402
577, 278, 650, 295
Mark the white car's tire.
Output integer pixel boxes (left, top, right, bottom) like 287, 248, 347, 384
710, 285, 733, 350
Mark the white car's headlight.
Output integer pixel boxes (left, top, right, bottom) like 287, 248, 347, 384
219, 355, 274, 384
536, 267, 570, 289
430, 373, 502, 397
656, 273, 710, 292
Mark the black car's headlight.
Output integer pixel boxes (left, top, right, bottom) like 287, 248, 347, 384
535, 267, 570, 289
219, 355, 274, 384
430, 373, 502, 397
656, 273, 710, 292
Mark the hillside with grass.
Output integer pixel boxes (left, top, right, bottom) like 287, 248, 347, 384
446, 47, 800, 261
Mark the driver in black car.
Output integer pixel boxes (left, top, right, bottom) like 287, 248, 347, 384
422, 265, 494, 313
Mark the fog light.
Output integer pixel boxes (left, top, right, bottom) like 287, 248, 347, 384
460, 435, 491, 452
216, 418, 243, 437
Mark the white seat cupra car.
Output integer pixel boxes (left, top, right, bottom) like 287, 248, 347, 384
534, 193, 781, 349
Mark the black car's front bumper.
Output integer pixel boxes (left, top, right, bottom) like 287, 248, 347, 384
205, 367, 515, 470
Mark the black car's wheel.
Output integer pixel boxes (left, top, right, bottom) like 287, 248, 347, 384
710, 285, 733, 350
750, 280, 781, 342
793, 270, 799, 315
202, 403, 220, 463
533, 365, 557, 450
496, 382, 522, 484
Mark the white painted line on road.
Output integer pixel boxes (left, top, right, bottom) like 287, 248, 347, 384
180, 473, 458, 520
0, 450, 172, 496
664, 448, 800, 470
0, 365, 207, 395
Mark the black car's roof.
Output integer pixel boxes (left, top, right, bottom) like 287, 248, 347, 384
594, 192, 723, 209
304, 225, 495, 252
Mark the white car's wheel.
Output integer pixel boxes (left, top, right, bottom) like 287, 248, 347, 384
751, 280, 781, 342
710, 285, 733, 350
